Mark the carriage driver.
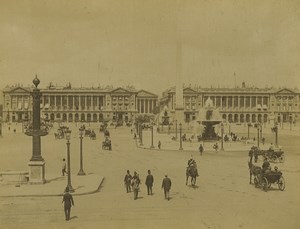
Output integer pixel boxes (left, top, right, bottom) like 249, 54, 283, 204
262, 157, 271, 173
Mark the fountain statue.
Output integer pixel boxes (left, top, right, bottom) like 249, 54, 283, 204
196, 97, 223, 141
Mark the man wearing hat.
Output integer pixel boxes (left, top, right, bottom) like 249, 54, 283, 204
124, 170, 132, 193
161, 174, 172, 200
62, 187, 74, 221
145, 170, 154, 195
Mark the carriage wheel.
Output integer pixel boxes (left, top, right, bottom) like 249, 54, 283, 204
279, 155, 285, 163
261, 177, 269, 191
278, 176, 285, 191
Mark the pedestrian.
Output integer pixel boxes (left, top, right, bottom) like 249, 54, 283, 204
199, 144, 204, 156
62, 187, 74, 221
131, 173, 140, 200
161, 174, 172, 200
145, 170, 154, 195
158, 140, 161, 150
62, 158, 67, 176
13, 128, 16, 133
124, 170, 132, 193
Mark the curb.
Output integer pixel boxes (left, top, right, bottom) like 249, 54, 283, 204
0, 177, 105, 198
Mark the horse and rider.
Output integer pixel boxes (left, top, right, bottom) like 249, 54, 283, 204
186, 156, 199, 186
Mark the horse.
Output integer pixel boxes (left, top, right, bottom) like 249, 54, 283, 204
248, 154, 262, 185
186, 166, 198, 186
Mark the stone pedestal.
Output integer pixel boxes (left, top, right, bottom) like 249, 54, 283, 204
28, 161, 46, 184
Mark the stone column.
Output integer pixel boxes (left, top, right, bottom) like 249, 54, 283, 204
221, 96, 223, 108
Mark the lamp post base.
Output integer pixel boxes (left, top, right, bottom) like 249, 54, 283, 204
150, 145, 155, 149
28, 161, 46, 184
67, 184, 75, 193
77, 169, 86, 176
179, 147, 183, 150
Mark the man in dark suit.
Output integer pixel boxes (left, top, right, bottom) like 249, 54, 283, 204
124, 170, 132, 193
62, 187, 74, 221
161, 175, 172, 200
145, 170, 154, 195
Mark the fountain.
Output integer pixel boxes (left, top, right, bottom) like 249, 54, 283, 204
196, 97, 223, 141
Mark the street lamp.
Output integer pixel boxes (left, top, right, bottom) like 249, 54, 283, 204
150, 124, 154, 148
260, 123, 263, 142
255, 122, 260, 148
247, 123, 251, 139
272, 123, 279, 147
179, 123, 183, 150
139, 123, 143, 146
65, 129, 74, 192
0, 116, 2, 137
175, 120, 178, 140
77, 129, 86, 176
220, 122, 224, 151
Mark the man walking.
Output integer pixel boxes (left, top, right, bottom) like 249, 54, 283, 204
62, 187, 74, 221
199, 144, 204, 156
132, 173, 140, 200
124, 170, 132, 193
145, 170, 154, 195
62, 158, 67, 176
158, 140, 161, 150
161, 174, 172, 200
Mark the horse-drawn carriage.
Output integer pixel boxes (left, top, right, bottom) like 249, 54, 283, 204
99, 123, 107, 132
54, 127, 68, 139
254, 169, 285, 191
102, 137, 112, 150
104, 129, 110, 137
90, 131, 96, 140
249, 146, 285, 163
264, 149, 285, 163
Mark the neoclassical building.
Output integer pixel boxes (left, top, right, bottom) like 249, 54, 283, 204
2, 84, 158, 123
160, 83, 300, 124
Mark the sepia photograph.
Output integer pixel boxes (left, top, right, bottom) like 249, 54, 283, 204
0, 0, 300, 228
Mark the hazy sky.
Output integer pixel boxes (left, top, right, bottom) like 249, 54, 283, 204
0, 0, 300, 95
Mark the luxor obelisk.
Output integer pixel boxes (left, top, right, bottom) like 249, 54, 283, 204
174, 43, 185, 125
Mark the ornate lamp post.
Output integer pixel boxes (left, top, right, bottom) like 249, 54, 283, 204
139, 123, 143, 146
77, 129, 86, 176
272, 123, 279, 147
150, 124, 154, 148
175, 120, 178, 140
247, 123, 251, 139
260, 122, 263, 142
26, 76, 48, 184
0, 116, 2, 137
65, 129, 74, 192
220, 122, 224, 151
179, 123, 183, 150
255, 122, 260, 148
